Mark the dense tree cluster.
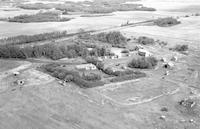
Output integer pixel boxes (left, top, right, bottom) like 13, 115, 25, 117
0, 43, 111, 60
154, 17, 181, 27
0, 31, 68, 45
95, 31, 127, 46
128, 57, 158, 69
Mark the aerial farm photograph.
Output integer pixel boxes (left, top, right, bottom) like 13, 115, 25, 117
0, 0, 200, 128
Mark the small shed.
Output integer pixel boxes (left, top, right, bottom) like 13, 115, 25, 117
76, 63, 97, 70
138, 49, 152, 57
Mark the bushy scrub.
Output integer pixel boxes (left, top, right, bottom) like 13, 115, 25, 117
154, 17, 181, 27
137, 36, 155, 45
128, 57, 158, 69
173, 44, 189, 52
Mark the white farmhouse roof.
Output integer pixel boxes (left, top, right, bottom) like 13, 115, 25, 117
76, 63, 96, 70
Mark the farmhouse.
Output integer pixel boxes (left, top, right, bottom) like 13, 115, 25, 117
76, 63, 97, 70
138, 49, 152, 57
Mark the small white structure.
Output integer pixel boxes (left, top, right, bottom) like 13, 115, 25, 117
163, 62, 174, 69
76, 63, 97, 70
138, 49, 152, 57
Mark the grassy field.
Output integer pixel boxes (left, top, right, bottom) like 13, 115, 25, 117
0, 0, 200, 129
0, 59, 23, 72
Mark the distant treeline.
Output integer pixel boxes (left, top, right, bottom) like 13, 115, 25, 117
8, 12, 71, 23
0, 31, 68, 45
18, 2, 156, 14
